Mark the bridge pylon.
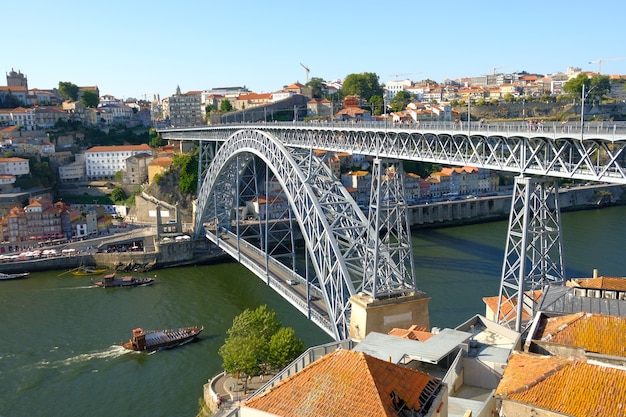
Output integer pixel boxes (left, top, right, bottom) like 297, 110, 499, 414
349, 159, 429, 340
362, 159, 417, 298
496, 176, 565, 332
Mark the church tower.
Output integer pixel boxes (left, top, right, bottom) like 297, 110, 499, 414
6, 69, 28, 90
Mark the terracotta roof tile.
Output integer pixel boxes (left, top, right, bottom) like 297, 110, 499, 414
573, 276, 626, 291
496, 352, 626, 416
243, 349, 438, 417
534, 312, 626, 357
483, 291, 542, 322
388, 325, 433, 341
86, 144, 152, 153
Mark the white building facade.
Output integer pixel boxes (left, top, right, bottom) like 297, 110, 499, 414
85, 144, 152, 180
0, 157, 29, 176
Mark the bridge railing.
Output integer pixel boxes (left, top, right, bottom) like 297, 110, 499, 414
208, 229, 334, 336
160, 120, 626, 140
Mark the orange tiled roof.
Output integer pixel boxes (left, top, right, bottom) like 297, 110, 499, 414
0, 157, 28, 163
86, 144, 151, 153
149, 157, 173, 168
534, 312, 626, 357
243, 349, 437, 417
495, 352, 626, 416
483, 291, 542, 322
388, 325, 433, 341
571, 276, 626, 291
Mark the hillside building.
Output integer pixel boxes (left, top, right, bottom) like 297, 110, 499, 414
85, 144, 152, 180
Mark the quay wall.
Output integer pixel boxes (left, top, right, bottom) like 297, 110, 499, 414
2, 185, 623, 274
409, 185, 625, 229
0, 239, 228, 274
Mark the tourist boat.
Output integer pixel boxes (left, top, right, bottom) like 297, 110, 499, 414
0, 272, 30, 280
71, 266, 107, 276
92, 273, 154, 288
122, 326, 204, 351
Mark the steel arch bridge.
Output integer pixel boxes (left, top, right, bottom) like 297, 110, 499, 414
193, 129, 415, 340
160, 121, 626, 336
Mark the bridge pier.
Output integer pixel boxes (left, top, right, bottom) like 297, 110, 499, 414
348, 292, 431, 341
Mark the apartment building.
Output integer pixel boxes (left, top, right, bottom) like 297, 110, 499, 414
168, 91, 203, 127
85, 144, 152, 180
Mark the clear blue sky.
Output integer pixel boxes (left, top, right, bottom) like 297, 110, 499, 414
4, 0, 625, 101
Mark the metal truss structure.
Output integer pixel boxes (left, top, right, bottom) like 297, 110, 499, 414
363, 159, 416, 298
194, 129, 413, 340
497, 176, 565, 332
161, 122, 626, 334
163, 122, 626, 184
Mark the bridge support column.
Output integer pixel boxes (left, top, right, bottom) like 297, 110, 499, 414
348, 292, 430, 341
362, 159, 417, 297
496, 175, 565, 332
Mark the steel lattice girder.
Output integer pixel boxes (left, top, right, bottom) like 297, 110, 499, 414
496, 176, 565, 332
363, 159, 417, 298
195, 129, 413, 340
161, 125, 626, 184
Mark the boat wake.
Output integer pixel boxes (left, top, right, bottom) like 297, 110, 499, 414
61, 345, 131, 365
64, 285, 98, 290
37, 345, 131, 369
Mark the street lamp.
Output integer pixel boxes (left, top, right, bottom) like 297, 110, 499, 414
580, 83, 596, 140
383, 94, 388, 129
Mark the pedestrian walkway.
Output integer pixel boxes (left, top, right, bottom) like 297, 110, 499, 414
210, 371, 275, 415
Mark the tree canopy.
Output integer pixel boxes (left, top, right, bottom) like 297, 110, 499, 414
306, 77, 325, 99
218, 305, 304, 378
389, 90, 412, 112
341, 72, 383, 103
219, 99, 233, 112
58, 81, 80, 101
81, 90, 99, 108
172, 148, 198, 194
563, 74, 611, 104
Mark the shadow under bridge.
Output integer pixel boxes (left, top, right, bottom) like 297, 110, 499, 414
194, 129, 416, 341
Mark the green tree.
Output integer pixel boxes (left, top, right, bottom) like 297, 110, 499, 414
58, 81, 80, 101
562, 74, 610, 104
149, 128, 162, 148
0, 91, 24, 109
218, 305, 304, 379
269, 327, 304, 368
306, 77, 325, 99
219, 99, 233, 112
110, 186, 127, 202
81, 90, 99, 108
389, 90, 412, 112
172, 149, 198, 194
341, 72, 383, 102
368, 95, 383, 116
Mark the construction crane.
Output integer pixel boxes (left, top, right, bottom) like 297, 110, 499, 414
588, 57, 625, 74
489, 66, 505, 75
300, 63, 310, 83
388, 72, 422, 81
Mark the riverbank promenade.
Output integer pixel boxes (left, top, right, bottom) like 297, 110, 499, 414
209, 371, 276, 415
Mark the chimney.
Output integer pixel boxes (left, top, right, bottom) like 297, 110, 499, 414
593, 269, 599, 278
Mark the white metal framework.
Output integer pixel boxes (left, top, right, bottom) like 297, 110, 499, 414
162, 122, 626, 184
363, 159, 416, 298
194, 129, 415, 340
496, 176, 565, 332
161, 122, 626, 334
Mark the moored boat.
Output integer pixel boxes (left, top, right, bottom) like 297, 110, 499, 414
92, 273, 154, 288
122, 326, 204, 351
0, 272, 30, 280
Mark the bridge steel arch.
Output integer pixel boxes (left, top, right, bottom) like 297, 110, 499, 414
194, 129, 415, 340
162, 122, 626, 333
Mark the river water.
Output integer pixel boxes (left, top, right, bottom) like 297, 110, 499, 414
1, 206, 624, 417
